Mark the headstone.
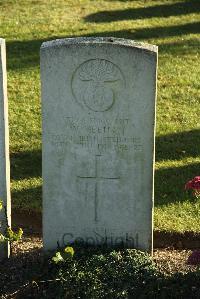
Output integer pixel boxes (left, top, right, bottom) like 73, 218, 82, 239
41, 37, 157, 252
0, 38, 11, 260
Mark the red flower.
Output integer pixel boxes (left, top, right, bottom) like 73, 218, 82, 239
187, 250, 200, 265
185, 176, 200, 190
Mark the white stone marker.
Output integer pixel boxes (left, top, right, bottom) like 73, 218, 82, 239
41, 37, 157, 252
0, 38, 11, 260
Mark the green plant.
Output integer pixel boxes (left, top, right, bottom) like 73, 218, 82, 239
33, 247, 200, 298
48, 246, 158, 299
0, 200, 23, 251
52, 246, 74, 264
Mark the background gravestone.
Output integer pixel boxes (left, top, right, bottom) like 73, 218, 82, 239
41, 37, 157, 252
0, 38, 11, 260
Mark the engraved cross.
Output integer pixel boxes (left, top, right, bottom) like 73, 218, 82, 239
77, 155, 120, 222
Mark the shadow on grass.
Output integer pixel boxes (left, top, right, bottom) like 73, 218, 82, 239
7, 38, 51, 71
12, 185, 42, 211
10, 150, 42, 210
155, 161, 200, 207
11, 150, 41, 180
156, 129, 200, 162
155, 129, 200, 206
84, 0, 200, 23
82, 22, 200, 40
6, 36, 66, 70
6, 21, 199, 71
158, 39, 200, 55
130, 22, 200, 39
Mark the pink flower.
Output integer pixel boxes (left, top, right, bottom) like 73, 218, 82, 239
185, 176, 200, 190
187, 250, 200, 265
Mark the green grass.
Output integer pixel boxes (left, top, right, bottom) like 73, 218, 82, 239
0, 0, 199, 232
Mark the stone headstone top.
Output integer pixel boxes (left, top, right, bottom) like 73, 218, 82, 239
41, 37, 157, 52
41, 37, 157, 252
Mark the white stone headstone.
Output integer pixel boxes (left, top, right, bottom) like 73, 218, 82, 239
41, 37, 157, 252
0, 38, 11, 260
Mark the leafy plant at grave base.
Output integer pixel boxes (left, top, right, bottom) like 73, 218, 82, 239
52, 246, 75, 264
31, 246, 200, 299
0, 200, 23, 246
5, 244, 198, 299
46, 246, 160, 299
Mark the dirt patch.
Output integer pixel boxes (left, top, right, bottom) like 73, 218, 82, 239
154, 248, 198, 275
12, 210, 42, 236
0, 237, 43, 299
154, 231, 200, 249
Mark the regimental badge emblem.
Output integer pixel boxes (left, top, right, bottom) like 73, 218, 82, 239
72, 59, 125, 112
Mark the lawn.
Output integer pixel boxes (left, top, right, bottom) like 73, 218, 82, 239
0, 0, 199, 232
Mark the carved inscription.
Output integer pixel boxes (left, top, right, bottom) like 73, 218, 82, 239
72, 59, 125, 112
48, 116, 142, 155
77, 155, 120, 222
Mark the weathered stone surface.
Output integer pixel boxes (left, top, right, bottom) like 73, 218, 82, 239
41, 37, 157, 252
0, 38, 11, 260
